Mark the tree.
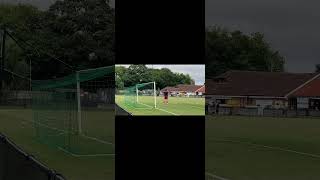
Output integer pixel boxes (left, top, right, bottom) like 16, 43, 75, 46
0, 4, 41, 81
316, 64, 320, 73
115, 66, 126, 78
206, 26, 285, 77
0, 1, 115, 80
0, 4, 70, 79
116, 66, 194, 90
42, 0, 114, 68
128, 65, 149, 84
116, 75, 124, 90
0, 4, 41, 32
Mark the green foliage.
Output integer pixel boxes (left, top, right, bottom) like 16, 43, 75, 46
115, 65, 195, 90
206, 26, 285, 77
44, 0, 115, 68
116, 75, 124, 90
124, 65, 149, 86
0, 4, 39, 90
0, 4, 40, 72
0, 0, 115, 80
0, 4, 40, 31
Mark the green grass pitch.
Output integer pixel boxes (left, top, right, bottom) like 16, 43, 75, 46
115, 95, 205, 115
0, 108, 114, 180
206, 115, 320, 180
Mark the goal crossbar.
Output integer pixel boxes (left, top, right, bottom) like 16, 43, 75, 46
125, 81, 157, 109
136, 81, 156, 108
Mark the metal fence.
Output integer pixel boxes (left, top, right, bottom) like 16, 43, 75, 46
207, 106, 320, 117
0, 90, 32, 108
0, 133, 66, 180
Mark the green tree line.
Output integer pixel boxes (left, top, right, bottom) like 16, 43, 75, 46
206, 26, 285, 77
0, 0, 114, 80
116, 65, 195, 90
2, 1, 318, 83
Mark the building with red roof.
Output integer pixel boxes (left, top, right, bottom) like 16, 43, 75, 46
160, 84, 205, 97
206, 70, 320, 112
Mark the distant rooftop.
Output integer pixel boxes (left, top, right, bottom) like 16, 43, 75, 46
206, 70, 319, 97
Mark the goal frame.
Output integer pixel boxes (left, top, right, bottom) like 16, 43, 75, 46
75, 66, 114, 134
135, 81, 156, 108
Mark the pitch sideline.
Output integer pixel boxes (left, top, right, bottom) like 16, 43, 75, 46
205, 172, 230, 180
212, 138, 320, 159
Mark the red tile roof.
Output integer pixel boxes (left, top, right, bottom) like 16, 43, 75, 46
195, 85, 205, 93
161, 86, 179, 92
206, 70, 318, 97
292, 76, 320, 97
161, 84, 204, 92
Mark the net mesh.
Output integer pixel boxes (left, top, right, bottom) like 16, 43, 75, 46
0, 28, 31, 109
32, 66, 115, 156
124, 82, 156, 109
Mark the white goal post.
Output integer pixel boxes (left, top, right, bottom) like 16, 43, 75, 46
135, 81, 157, 108
76, 66, 114, 134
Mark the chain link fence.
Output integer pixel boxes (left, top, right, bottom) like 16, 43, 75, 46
207, 106, 320, 117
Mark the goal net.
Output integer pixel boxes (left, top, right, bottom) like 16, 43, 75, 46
32, 66, 115, 156
0, 27, 33, 134
0, 28, 32, 109
124, 82, 156, 109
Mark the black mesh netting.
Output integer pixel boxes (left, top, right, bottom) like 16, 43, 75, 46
0, 133, 66, 180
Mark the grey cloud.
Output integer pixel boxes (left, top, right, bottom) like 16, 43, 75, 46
206, 0, 320, 72
148, 65, 205, 85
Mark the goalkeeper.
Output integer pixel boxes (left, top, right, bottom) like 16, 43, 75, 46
163, 90, 169, 104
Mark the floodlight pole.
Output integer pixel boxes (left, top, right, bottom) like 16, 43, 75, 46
154, 81, 156, 108
76, 72, 82, 134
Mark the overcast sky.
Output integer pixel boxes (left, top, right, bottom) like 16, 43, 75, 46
206, 0, 319, 73
5, 0, 317, 72
116, 64, 205, 85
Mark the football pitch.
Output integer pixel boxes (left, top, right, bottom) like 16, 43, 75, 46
115, 95, 205, 115
206, 115, 320, 180
0, 108, 114, 180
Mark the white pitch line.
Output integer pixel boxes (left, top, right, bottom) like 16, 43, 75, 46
48, 132, 65, 137
205, 172, 230, 180
20, 118, 114, 148
125, 103, 152, 110
132, 107, 152, 109
187, 104, 205, 110
136, 101, 178, 115
22, 118, 68, 134
213, 138, 320, 159
137, 102, 153, 109
58, 147, 115, 157
155, 107, 178, 115
81, 134, 114, 145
